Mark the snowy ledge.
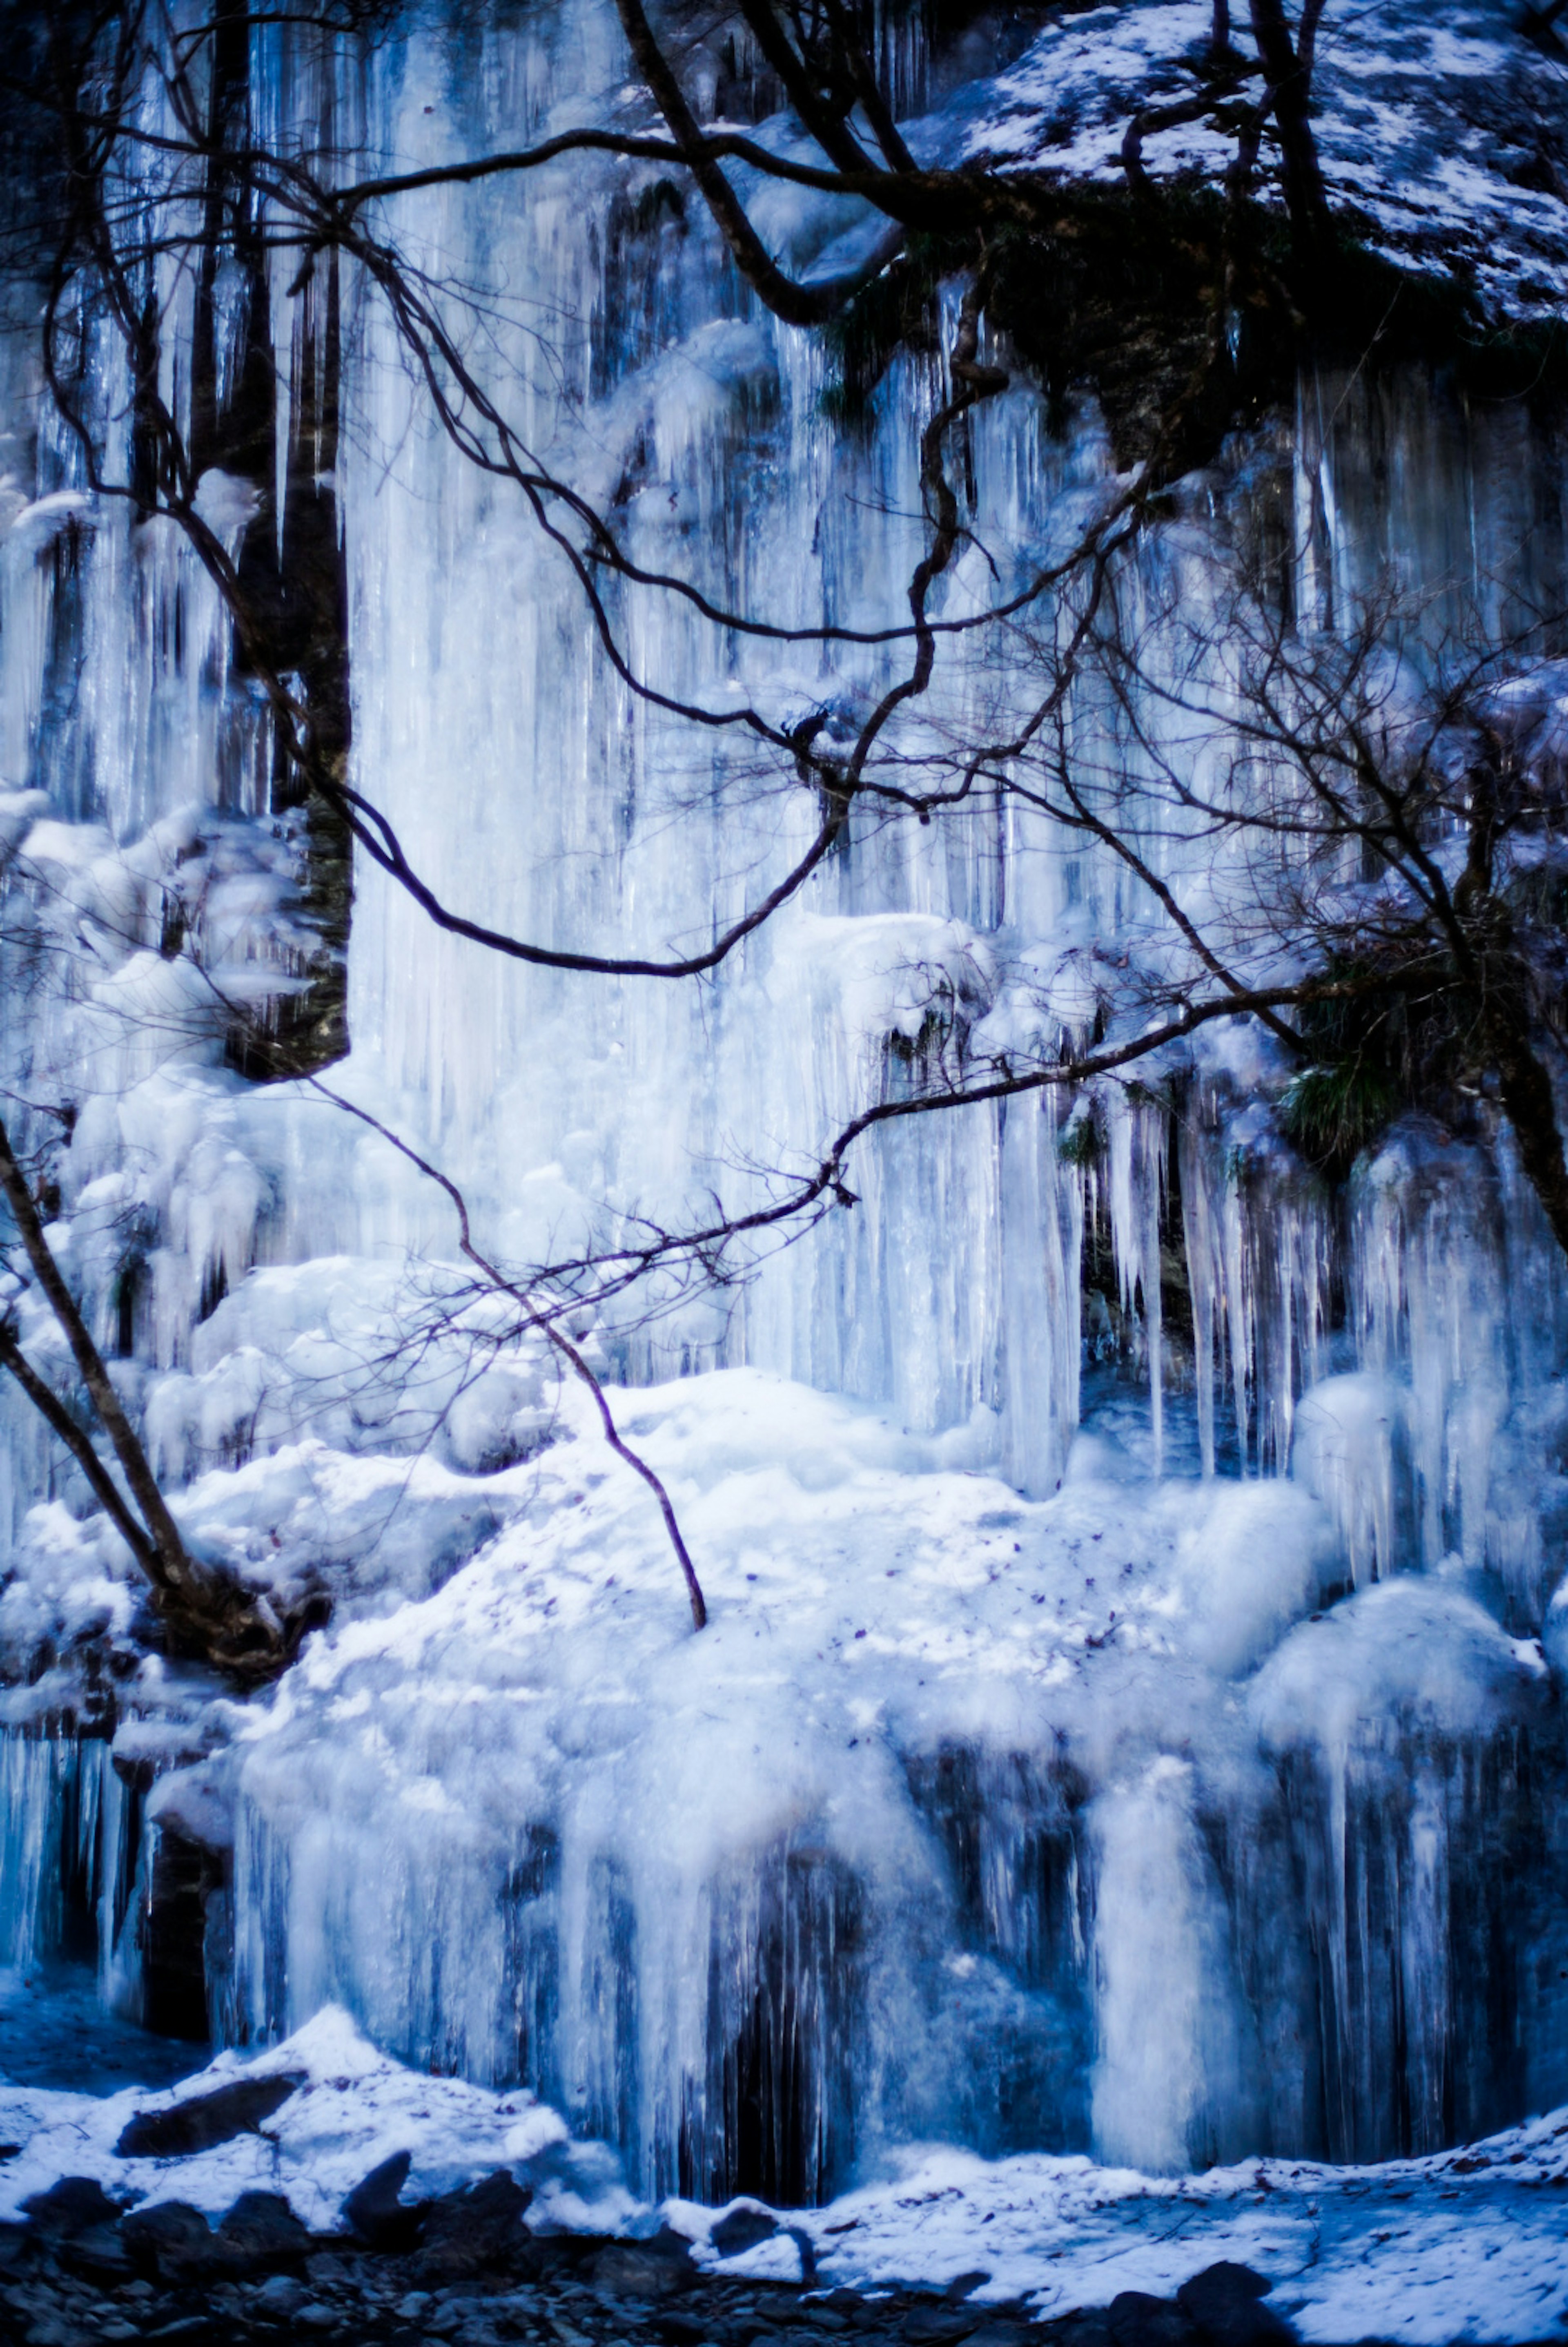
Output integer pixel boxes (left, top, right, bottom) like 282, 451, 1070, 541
2, 2007, 1565, 2344
944, 0, 1568, 331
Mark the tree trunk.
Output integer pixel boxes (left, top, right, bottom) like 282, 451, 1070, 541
0, 1117, 325, 1681
1248, 0, 1331, 281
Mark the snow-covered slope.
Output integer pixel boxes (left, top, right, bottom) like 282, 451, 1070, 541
3, 2003, 1566, 2344
956, 0, 1568, 326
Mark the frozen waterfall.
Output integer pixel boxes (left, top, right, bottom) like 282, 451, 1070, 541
0, 0, 1565, 2210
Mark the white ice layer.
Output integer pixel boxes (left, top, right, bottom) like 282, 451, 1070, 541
209, 1375, 1561, 2192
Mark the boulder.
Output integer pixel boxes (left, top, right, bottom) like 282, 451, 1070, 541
21, 2177, 124, 2238
60, 2222, 133, 2281
114, 2073, 304, 2160
254, 2273, 308, 2319
1108, 2292, 1196, 2347
590, 2229, 696, 2298
1050, 2322, 1116, 2347
341, 2149, 424, 2252
214, 2191, 312, 2273
121, 2199, 220, 2281
1176, 2264, 1294, 2347
415, 2169, 532, 2278
710, 2202, 779, 2259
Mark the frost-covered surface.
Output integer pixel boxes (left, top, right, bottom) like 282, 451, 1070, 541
3, 2000, 1567, 2344
0, 2005, 629, 2236
755, 2114, 1568, 2344
178, 1369, 1561, 2195
953, 0, 1568, 325
8, 1366, 1564, 2195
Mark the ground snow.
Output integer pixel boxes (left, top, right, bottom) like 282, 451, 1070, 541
0, 2006, 629, 2237
1, 2005, 1565, 2342
767, 2115, 1568, 2343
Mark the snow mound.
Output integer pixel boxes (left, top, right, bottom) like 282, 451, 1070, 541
752, 2110, 1568, 2344
0, 2004, 628, 2238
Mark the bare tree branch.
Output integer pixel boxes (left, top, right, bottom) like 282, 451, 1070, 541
307, 1084, 709, 1630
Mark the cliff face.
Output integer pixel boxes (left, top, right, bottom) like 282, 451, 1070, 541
1, 0, 1567, 2204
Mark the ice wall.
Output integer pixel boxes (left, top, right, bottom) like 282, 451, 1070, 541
0, 0, 1566, 2200
0, 1728, 149, 2021
323, 0, 1568, 1508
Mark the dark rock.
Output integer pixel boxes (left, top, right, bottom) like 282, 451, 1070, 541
121, 2198, 220, 2280
114, 2073, 305, 2160
946, 2272, 991, 2302
341, 2148, 424, 2252
711, 2202, 781, 2259
60, 2222, 133, 2281
526, 2230, 598, 2279
21, 2176, 124, 2238
1176, 2269, 1269, 2309
214, 2190, 312, 2273
1107, 2292, 1196, 2347
254, 2272, 308, 2320
416, 2169, 532, 2277
903, 2306, 982, 2345
648, 2223, 701, 2263
966, 2327, 1037, 2347
590, 2230, 697, 2298
1176, 2264, 1294, 2347
139, 1825, 231, 2044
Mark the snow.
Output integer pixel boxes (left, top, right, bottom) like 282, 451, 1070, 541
949, 1, 1568, 327
0, 2005, 629, 2237
129, 1367, 1543, 2195
2, 2000, 1566, 2343
764, 2116, 1568, 2344
1252, 1572, 1551, 1757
